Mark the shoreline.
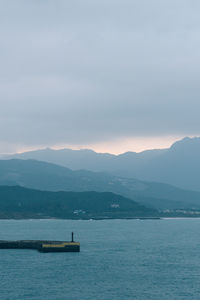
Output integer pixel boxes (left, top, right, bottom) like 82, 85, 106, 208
1, 216, 200, 221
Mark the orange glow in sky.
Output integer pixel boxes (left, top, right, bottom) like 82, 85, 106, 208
51, 135, 185, 155
5, 135, 192, 156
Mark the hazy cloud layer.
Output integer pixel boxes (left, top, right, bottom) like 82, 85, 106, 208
0, 0, 200, 152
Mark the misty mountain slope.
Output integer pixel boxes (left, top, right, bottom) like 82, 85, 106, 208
0, 186, 157, 219
0, 159, 200, 210
129, 137, 200, 191
2, 148, 117, 171
1, 147, 167, 177
3, 137, 200, 191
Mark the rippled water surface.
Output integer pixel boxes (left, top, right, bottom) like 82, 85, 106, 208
1, 218, 200, 299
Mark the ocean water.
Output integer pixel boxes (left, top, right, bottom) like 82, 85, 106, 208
0, 219, 200, 300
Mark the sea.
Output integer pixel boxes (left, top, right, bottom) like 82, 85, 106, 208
0, 218, 200, 300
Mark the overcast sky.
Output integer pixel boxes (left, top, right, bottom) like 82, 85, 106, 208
0, 0, 200, 154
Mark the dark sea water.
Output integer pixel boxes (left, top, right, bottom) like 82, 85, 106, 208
0, 219, 200, 300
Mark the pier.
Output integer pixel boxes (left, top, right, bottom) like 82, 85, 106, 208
0, 232, 80, 252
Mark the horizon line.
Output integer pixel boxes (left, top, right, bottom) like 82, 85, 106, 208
0, 135, 199, 156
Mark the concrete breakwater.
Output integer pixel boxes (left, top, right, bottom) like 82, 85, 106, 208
0, 239, 80, 252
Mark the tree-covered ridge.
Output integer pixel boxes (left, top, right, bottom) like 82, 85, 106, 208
0, 186, 157, 219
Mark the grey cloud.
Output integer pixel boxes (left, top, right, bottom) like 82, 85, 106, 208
0, 0, 200, 151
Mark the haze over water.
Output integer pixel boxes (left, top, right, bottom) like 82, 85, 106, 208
1, 219, 200, 300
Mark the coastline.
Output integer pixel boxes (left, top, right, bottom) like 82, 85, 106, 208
1, 216, 200, 221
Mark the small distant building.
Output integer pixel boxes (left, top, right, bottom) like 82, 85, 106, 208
110, 204, 120, 208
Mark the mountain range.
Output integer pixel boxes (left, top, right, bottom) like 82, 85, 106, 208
0, 186, 156, 219
2, 137, 200, 191
1, 159, 200, 210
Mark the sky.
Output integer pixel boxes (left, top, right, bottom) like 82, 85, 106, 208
0, 0, 200, 154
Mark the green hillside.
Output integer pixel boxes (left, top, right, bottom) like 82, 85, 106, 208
0, 186, 157, 219
1, 159, 200, 210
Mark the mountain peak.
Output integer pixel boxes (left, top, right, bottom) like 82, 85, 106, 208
170, 136, 200, 151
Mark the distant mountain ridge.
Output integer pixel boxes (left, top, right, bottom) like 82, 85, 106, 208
2, 137, 200, 191
0, 186, 156, 219
1, 159, 200, 210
